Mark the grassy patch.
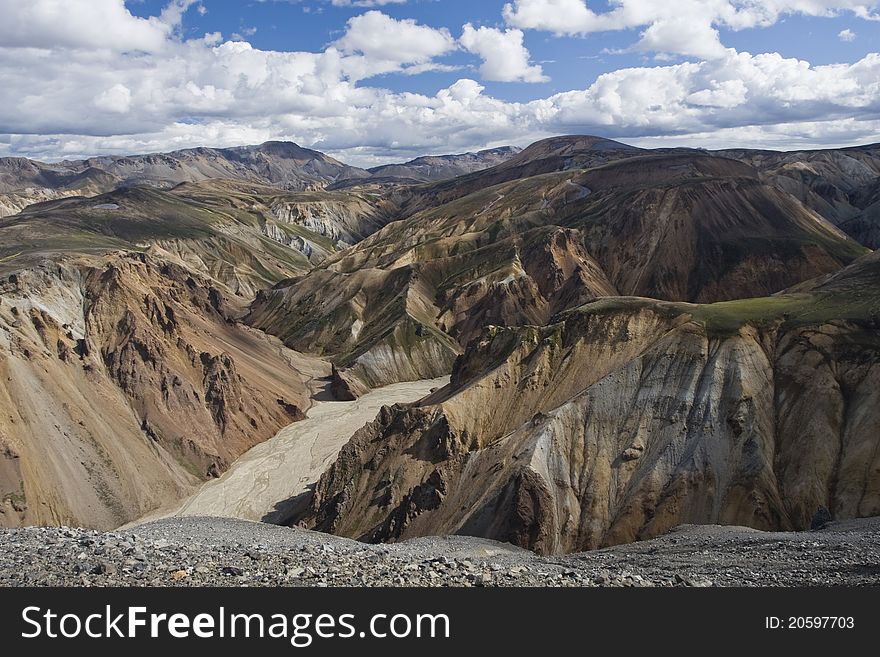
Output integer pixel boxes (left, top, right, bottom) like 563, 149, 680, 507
691, 292, 879, 335
571, 288, 880, 338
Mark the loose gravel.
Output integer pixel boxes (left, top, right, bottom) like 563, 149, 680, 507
1, 517, 878, 587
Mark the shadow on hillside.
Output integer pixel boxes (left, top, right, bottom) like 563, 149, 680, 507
311, 376, 339, 403
262, 485, 315, 526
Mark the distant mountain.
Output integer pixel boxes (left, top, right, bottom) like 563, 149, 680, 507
0, 158, 118, 217
0, 142, 526, 219
367, 146, 521, 183
80, 142, 371, 191
250, 144, 867, 397
718, 143, 880, 226
0, 142, 372, 218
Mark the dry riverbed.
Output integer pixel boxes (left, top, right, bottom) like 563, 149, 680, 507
151, 377, 449, 524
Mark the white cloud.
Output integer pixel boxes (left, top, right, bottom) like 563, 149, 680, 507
0, 0, 176, 52
231, 26, 258, 41
159, 0, 200, 32
634, 16, 726, 59
332, 10, 456, 78
0, 2, 878, 165
460, 24, 548, 83
93, 84, 133, 114
839, 27, 858, 39
503, 1, 880, 58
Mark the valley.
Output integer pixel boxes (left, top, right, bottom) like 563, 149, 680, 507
160, 375, 449, 525
1, 135, 879, 574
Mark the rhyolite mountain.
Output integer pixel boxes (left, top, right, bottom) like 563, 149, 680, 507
298, 250, 880, 553
1, 135, 879, 549
250, 142, 868, 396
0, 142, 371, 219
0, 142, 522, 219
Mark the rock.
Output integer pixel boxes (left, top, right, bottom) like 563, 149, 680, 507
0, 254, 313, 531
622, 447, 643, 462
91, 561, 117, 576
811, 507, 833, 530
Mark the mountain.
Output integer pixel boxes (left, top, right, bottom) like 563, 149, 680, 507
367, 147, 521, 183
250, 141, 866, 395
0, 251, 315, 529
719, 143, 880, 233
81, 142, 371, 191
837, 179, 880, 249
0, 158, 119, 217
0, 142, 523, 219
164, 178, 392, 255
0, 141, 373, 219
1, 134, 879, 544
0, 186, 314, 298
248, 225, 617, 398
298, 250, 880, 553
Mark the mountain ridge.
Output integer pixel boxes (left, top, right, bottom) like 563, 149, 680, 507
1, 134, 879, 547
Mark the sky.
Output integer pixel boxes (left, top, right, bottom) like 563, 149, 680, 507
0, 0, 879, 166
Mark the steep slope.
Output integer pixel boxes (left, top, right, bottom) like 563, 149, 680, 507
169, 178, 392, 253
720, 143, 880, 236
252, 150, 865, 393
0, 186, 319, 298
565, 154, 866, 302
248, 226, 617, 395
323, 153, 865, 299
0, 252, 313, 529
298, 251, 880, 554
837, 179, 880, 249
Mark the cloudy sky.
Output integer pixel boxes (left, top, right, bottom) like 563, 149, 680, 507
1, 0, 879, 165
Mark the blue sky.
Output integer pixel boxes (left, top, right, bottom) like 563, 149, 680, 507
124, 0, 879, 102
1, 1, 879, 164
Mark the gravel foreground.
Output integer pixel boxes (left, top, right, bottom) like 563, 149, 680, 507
1, 517, 879, 587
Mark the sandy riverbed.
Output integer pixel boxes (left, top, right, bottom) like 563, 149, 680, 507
152, 376, 449, 524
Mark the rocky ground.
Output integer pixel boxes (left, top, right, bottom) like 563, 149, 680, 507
1, 516, 878, 587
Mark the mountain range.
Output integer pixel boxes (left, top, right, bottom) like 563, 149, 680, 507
1, 135, 878, 554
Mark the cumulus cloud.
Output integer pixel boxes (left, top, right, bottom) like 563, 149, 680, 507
0, 0, 178, 52
504, 0, 880, 58
0, 0, 879, 165
839, 27, 858, 39
332, 10, 456, 79
460, 24, 548, 83
93, 84, 134, 114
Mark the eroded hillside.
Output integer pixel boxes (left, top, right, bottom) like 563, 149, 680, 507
252, 142, 868, 394
0, 252, 314, 529
2, 135, 879, 549
299, 251, 880, 553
